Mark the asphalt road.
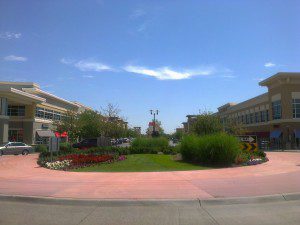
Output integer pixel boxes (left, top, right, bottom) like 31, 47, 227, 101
0, 197, 299, 225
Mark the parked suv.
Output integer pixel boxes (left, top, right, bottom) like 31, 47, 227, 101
72, 139, 97, 149
0, 142, 33, 156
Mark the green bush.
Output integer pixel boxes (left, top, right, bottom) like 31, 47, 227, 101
131, 137, 169, 153
59, 142, 75, 154
180, 133, 240, 166
35, 144, 48, 153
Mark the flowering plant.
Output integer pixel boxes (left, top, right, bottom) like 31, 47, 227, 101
58, 154, 114, 166
118, 155, 126, 161
45, 160, 72, 170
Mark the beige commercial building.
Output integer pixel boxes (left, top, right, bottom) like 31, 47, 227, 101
0, 81, 89, 145
181, 72, 300, 149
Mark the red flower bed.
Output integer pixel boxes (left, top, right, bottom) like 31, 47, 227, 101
58, 154, 113, 166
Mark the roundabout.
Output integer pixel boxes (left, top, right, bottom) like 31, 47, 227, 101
0, 152, 300, 200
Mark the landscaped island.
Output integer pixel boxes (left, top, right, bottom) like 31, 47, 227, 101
37, 134, 268, 172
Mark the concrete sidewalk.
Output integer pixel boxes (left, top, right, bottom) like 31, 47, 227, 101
0, 195, 299, 225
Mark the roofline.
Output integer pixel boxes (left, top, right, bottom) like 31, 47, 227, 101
0, 87, 46, 103
0, 81, 40, 88
217, 92, 268, 113
22, 88, 79, 108
72, 101, 93, 110
259, 72, 300, 86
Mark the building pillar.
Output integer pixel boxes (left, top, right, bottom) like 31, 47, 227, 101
0, 116, 9, 144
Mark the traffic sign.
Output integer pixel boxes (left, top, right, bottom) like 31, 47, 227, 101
236, 135, 258, 152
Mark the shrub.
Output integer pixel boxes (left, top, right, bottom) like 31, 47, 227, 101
131, 137, 169, 153
180, 133, 240, 166
59, 142, 74, 153
191, 112, 223, 136
35, 144, 48, 153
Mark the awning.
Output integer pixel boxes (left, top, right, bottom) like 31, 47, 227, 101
36, 130, 55, 138
270, 130, 282, 139
294, 130, 300, 139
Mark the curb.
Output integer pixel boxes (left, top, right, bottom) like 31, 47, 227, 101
0, 193, 300, 206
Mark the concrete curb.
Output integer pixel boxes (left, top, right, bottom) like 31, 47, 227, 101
0, 193, 300, 206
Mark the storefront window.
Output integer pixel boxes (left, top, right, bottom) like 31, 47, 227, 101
272, 100, 281, 120
7, 105, 25, 116
293, 99, 300, 118
8, 129, 24, 142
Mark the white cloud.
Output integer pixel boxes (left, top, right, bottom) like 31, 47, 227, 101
60, 58, 112, 72
75, 60, 111, 72
123, 65, 215, 80
60, 58, 74, 65
221, 75, 236, 79
0, 32, 21, 39
3, 55, 27, 62
264, 62, 276, 68
82, 75, 94, 78
253, 77, 265, 82
130, 9, 146, 19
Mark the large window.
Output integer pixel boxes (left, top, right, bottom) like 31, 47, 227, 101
293, 99, 300, 118
260, 111, 266, 122
272, 100, 281, 120
7, 105, 25, 116
35, 107, 64, 121
246, 114, 250, 124
35, 107, 45, 118
255, 112, 259, 123
249, 113, 254, 124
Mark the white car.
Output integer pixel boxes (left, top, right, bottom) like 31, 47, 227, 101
0, 142, 33, 156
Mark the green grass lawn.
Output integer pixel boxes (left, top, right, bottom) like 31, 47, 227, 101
72, 154, 212, 172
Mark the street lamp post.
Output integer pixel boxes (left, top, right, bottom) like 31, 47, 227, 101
150, 109, 159, 137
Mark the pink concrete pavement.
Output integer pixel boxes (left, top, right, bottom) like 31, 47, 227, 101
0, 152, 300, 199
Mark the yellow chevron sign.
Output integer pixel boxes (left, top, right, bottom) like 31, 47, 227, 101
237, 135, 258, 152
240, 143, 258, 152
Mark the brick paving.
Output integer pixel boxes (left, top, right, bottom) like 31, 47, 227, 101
0, 152, 299, 199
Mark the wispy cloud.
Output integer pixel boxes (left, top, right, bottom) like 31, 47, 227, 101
75, 60, 111, 72
221, 75, 236, 79
130, 9, 146, 19
264, 62, 276, 68
60, 58, 113, 72
3, 55, 27, 62
0, 32, 21, 39
82, 75, 95, 78
123, 65, 216, 80
253, 77, 265, 82
60, 58, 74, 65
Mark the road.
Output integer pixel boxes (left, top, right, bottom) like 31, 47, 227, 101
0, 197, 299, 225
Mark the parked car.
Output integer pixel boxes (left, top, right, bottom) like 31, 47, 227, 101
0, 142, 34, 156
72, 138, 97, 149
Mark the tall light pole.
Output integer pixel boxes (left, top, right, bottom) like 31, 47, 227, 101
150, 109, 159, 137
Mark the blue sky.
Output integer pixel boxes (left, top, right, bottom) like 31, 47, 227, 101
0, 0, 300, 133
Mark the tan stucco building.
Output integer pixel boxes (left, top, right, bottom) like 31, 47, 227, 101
181, 72, 300, 149
0, 82, 89, 145
217, 72, 300, 149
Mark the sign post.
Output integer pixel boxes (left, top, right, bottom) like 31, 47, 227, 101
236, 135, 258, 152
49, 137, 60, 162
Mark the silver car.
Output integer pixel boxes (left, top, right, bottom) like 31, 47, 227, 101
0, 142, 33, 156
